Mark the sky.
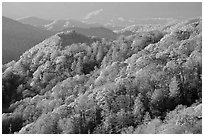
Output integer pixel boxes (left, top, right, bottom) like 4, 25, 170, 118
2, 2, 202, 23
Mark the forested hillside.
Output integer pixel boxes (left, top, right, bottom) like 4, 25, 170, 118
2, 17, 202, 134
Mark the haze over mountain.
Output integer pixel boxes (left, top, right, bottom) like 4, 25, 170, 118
18, 16, 124, 31
17, 16, 178, 31
3, 3, 201, 30
3, 3, 201, 23
16, 16, 176, 38
2, 16, 54, 64
44, 19, 102, 31
17, 16, 53, 26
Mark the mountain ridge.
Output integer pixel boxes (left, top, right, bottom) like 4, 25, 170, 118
2, 16, 54, 64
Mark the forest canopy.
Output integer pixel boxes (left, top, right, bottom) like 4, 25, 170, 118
2, 17, 202, 134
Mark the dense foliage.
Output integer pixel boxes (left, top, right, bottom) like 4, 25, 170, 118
2, 17, 202, 134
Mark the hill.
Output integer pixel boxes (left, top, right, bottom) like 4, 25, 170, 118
63, 27, 118, 40
2, 17, 202, 134
17, 16, 53, 26
2, 16, 54, 64
57, 30, 101, 47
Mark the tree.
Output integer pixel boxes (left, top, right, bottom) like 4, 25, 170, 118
2, 70, 23, 109
73, 94, 97, 133
28, 112, 60, 134
96, 45, 104, 62
150, 88, 170, 117
2, 113, 23, 134
169, 76, 180, 98
71, 59, 77, 71
58, 118, 75, 134
133, 94, 145, 124
75, 57, 83, 74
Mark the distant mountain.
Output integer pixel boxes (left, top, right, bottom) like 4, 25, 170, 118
17, 16, 53, 26
44, 19, 102, 31
22, 17, 118, 40
17, 16, 178, 32
63, 27, 118, 40
2, 16, 54, 64
131, 18, 177, 25
115, 30, 135, 36
17, 16, 124, 31
89, 17, 178, 27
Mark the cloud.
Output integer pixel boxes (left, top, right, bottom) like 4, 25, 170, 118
118, 17, 125, 22
84, 9, 103, 20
